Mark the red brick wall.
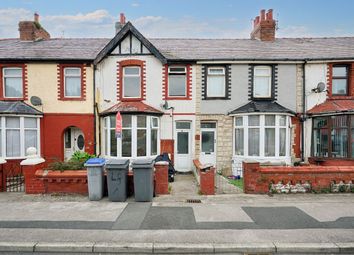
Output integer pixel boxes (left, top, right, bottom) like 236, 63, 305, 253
200, 168, 215, 195
243, 161, 354, 194
160, 139, 174, 163
154, 163, 169, 195
291, 116, 301, 158
35, 170, 88, 195
42, 113, 94, 163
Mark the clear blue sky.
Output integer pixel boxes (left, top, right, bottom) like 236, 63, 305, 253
1, 0, 354, 38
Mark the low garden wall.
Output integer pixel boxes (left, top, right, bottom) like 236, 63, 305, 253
243, 161, 354, 194
35, 170, 88, 195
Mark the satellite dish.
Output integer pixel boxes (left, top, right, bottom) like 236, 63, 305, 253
162, 100, 169, 110
312, 82, 326, 93
30, 96, 42, 106
317, 82, 326, 92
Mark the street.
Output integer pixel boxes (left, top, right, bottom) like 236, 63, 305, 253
0, 192, 353, 254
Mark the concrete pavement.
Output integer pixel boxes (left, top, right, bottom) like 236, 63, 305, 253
0, 193, 353, 254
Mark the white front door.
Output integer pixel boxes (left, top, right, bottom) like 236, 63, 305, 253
175, 121, 192, 172
64, 127, 85, 161
200, 122, 217, 166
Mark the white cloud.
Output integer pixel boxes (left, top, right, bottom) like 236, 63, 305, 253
131, 3, 140, 7
0, 8, 32, 37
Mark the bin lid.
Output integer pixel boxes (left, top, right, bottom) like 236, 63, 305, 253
84, 158, 105, 167
105, 158, 130, 169
131, 158, 154, 169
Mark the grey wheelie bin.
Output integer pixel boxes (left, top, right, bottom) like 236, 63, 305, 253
84, 158, 105, 201
105, 159, 130, 202
132, 158, 154, 202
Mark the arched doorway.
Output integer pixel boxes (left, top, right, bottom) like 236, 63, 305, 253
63, 126, 85, 161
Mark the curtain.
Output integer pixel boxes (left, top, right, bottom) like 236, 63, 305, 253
265, 128, 275, 156
248, 128, 260, 156
169, 75, 186, 96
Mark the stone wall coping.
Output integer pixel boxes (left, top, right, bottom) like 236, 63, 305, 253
154, 161, 169, 166
259, 165, 354, 174
0, 158, 7, 164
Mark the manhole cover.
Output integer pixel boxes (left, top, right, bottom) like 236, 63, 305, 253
186, 199, 201, 203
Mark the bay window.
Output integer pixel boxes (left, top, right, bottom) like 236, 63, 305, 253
0, 116, 40, 158
3, 67, 23, 98
103, 115, 159, 158
234, 114, 290, 159
313, 115, 353, 158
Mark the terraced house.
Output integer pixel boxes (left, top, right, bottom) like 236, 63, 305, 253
0, 10, 353, 191
0, 14, 106, 191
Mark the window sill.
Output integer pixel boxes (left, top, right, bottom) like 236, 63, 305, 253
203, 97, 230, 100
1, 97, 25, 101
121, 98, 143, 102
165, 96, 191, 100
328, 96, 354, 100
59, 97, 85, 101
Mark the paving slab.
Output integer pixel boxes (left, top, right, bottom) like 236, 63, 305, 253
0, 241, 36, 252
94, 242, 153, 253
0, 202, 126, 221
275, 242, 340, 254
214, 242, 275, 253
153, 243, 214, 254
192, 204, 253, 222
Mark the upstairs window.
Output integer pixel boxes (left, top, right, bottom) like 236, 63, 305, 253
253, 66, 272, 98
64, 67, 81, 97
3, 67, 23, 98
123, 66, 141, 98
207, 67, 225, 98
168, 66, 187, 97
332, 65, 348, 95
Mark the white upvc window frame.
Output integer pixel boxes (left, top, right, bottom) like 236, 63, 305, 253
0, 115, 41, 159
253, 66, 272, 98
122, 66, 141, 99
64, 67, 82, 98
3, 67, 23, 98
168, 66, 187, 97
207, 67, 226, 98
103, 115, 160, 158
232, 114, 291, 159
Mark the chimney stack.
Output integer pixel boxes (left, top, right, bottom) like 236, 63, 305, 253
250, 9, 276, 42
19, 12, 50, 41
115, 13, 126, 34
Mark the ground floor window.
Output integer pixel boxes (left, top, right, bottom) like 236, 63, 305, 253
313, 114, 353, 158
233, 114, 290, 158
0, 116, 40, 158
103, 115, 159, 158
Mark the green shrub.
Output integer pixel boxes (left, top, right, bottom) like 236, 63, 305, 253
47, 151, 96, 171
47, 161, 85, 171
70, 151, 96, 163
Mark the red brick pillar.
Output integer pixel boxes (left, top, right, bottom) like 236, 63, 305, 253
243, 161, 263, 194
0, 159, 6, 192
21, 149, 46, 194
154, 162, 169, 195
200, 167, 215, 195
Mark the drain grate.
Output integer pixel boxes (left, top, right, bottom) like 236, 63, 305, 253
186, 199, 202, 203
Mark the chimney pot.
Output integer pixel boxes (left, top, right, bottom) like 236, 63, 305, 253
266, 9, 273, 20
260, 9, 266, 21
120, 13, 126, 24
34, 12, 39, 23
